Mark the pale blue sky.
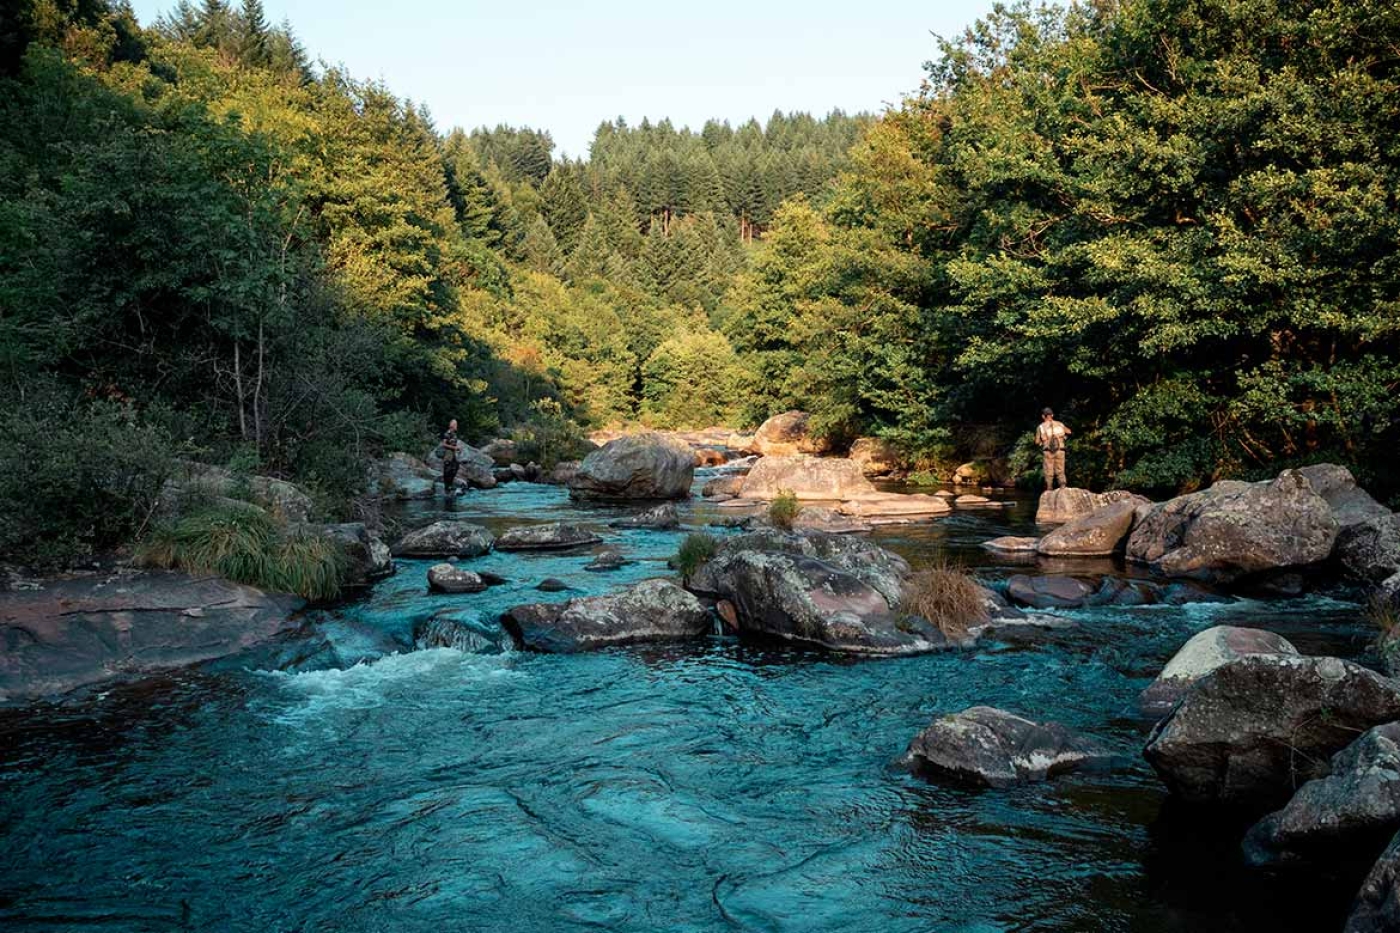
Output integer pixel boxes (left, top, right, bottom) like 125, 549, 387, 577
128, 0, 1003, 157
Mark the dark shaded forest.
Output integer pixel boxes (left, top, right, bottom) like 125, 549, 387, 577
2, 0, 1397, 566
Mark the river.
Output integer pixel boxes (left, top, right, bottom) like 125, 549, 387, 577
0, 476, 1378, 931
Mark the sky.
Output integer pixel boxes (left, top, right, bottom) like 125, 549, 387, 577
127, 0, 1003, 158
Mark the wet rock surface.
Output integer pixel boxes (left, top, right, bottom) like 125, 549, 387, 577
413, 608, 504, 653
902, 706, 1110, 787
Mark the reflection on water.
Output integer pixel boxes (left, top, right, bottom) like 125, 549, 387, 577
0, 475, 1375, 932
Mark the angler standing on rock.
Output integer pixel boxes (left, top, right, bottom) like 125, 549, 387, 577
439, 419, 463, 498
1037, 407, 1072, 491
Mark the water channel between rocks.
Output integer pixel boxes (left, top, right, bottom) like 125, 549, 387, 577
0, 473, 1377, 932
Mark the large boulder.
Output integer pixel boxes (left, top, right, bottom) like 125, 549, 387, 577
751, 410, 831, 457
1244, 723, 1400, 867
310, 523, 394, 588
391, 521, 494, 559
901, 706, 1109, 787
501, 579, 710, 652
1348, 831, 1400, 933
1139, 626, 1299, 718
427, 563, 487, 594
739, 455, 876, 501
495, 522, 602, 551
371, 453, 439, 500
1036, 488, 1147, 524
159, 460, 314, 523
568, 433, 695, 500
848, 437, 903, 477
1144, 656, 1400, 806
691, 549, 945, 655
1036, 500, 1140, 557
1297, 464, 1400, 584
0, 571, 303, 702
688, 530, 911, 605
1127, 470, 1338, 583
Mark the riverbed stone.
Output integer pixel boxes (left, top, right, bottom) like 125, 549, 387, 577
608, 502, 680, 530
0, 571, 304, 702
1139, 626, 1300, 718
836, 492, 951, 520
982, 536, 1041, 553
414, 609, 504, 653
1144, 655, 1400, 807
495, 522, 602, 551
391, 521, 494, 559
501, 579, 710, 652
1126, 470, 1338, 584
568, 433, 695, 499
1036, 488, 1147, 524
535, 578, 572, 592
739, 455, 876, 501
789, 507, 872, 535
901, 706, 1109, 787
1036, 500, 1140, 557
311, 522, 395, 588
1005, 575, 1097, 609
584, 549, 632, 572
1347, 831, 1400, 933
427, 564, 487, 594
702, 475, 746, 498
1244, 723, 1400, 867
689, 530, 912, 605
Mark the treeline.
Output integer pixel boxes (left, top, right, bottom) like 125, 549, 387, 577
724, 0, 1400, 496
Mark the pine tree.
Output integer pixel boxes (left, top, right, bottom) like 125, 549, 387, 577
563, 214, 611, 282
236, 0, 270, 67
521, 215, 564, 275
540, 166, 588, 253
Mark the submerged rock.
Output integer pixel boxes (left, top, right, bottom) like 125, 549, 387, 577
414, 609, 504, 653
982, 536, 1041, 553
1127, 470, 1337, 584
427, 564, 487, 594
739, 455, 876, 501
1036, 488, 1147, 524
535, 578, 572, 592
583, 549, 632, 572
1139, 626, 1299, 718
1244, 723, 1400, 867
391, 521, 494, 559
0, 571, 303, 702
1036, 500, 1140, 557
1144, 656, 1400, 806
901, 706, 1109, 787
1347, 831, 1400, 933
501, 579, 710, 652
568, 433, 695, 500
609, 502, 680, 530
495, 522, 602, 551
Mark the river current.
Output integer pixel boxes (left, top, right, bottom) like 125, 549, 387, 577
0, 476, 1378, 932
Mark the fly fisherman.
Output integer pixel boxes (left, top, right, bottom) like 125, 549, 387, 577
1036, 407, 1071, 491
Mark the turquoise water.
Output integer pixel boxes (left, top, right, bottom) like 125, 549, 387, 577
0, 478, 1377, 931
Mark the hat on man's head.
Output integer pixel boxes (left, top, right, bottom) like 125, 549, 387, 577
1041, 407, 1054, 416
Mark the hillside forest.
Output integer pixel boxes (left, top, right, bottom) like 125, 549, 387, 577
1, 0, 1398, 566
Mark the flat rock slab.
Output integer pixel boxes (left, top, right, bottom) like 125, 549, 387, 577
1037, 488, 1147, 524
740, 455, 876, 501
902, 706, 1109, 787
982, 536, 1041, 553
495, 523, 603, 551
837, 493, 951, 518
1037, 500, 1140, 557
0, 571, 304, 702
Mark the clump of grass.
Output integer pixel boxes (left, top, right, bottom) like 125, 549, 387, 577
1366, 595, 1400, 636
674, 532, 719, 584
138, 505, 346, 601
897, 561, 990, 639
768, 489, 802, 531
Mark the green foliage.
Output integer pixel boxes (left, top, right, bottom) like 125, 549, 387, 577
673, 532, 719, 583
138, 504, 347, 601
767, 489, 801, 531
508, 399, 592, 469
0, 384, 180, 568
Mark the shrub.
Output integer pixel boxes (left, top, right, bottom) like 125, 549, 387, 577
138, 505, 346, 601
510, 399, 592, 469
897, 562, 990, 639
673, 532, 719, 583
0, 385, 181, 568
768, 489, 801, 530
